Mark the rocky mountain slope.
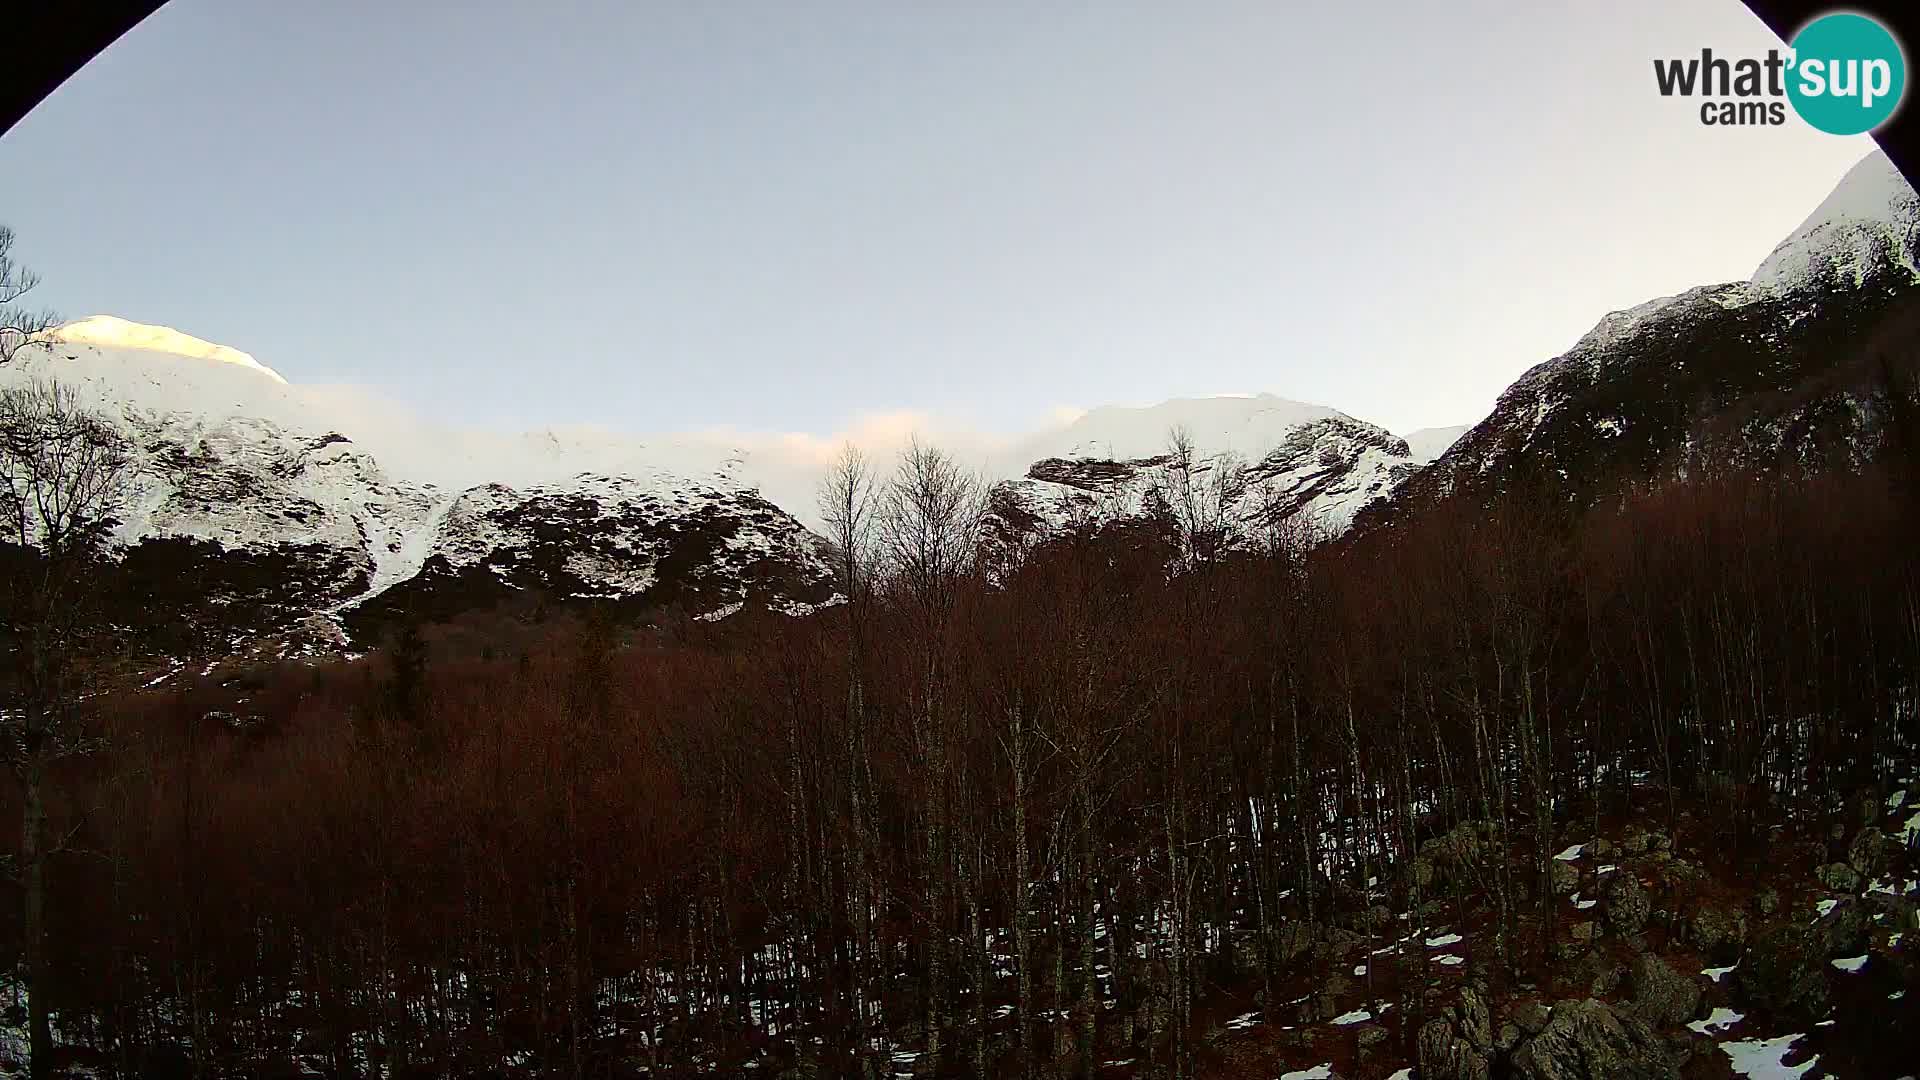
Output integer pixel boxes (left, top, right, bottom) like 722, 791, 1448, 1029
1379, 150, 1920, 524
987, 150, 1919, 555
0, 325, 839, 654
983, 396, 1461, 553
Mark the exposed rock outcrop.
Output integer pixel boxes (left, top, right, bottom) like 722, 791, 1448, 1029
1626, 953, 1701, 1027
1604, 875, 1650, 936
1508, 999, 1678, 1080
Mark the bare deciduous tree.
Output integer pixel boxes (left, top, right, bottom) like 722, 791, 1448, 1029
1155, 425, 1248, 573
817, 441, 883, 1034
878, 437, 985, 614
874, 437, 983, 1073
0, 228, 60, 366
0, 378, 135, 1079
818, 442, 878, 609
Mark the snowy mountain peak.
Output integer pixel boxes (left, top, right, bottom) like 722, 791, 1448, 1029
1383, 150, 1920, 529
1751, 149, 1919, 292
986, 393, 1441, 550
51, 316, 288, 384
1545, 152, 1915, 379
1403, 425, 1470, 464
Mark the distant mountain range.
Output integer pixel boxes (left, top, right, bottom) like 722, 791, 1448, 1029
0, 344, 1462, 659
2, 150, 1913, 664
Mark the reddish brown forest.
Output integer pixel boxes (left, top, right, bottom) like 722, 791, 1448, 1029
3, 459, 1918, 1079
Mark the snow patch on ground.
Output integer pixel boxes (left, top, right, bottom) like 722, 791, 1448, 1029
1720, 1033, 1818, 1079
1224, 1010, 1263, 1031
1689, 1007, 1745, 1034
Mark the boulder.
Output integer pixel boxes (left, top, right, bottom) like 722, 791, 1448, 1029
1686, 905, 1748, 964
1418, 1018, 1491, 1080
1512, 1000, 1552, 1036
1627, 953, 1702, 1027
1509, 999, 1679, 1080
1605, 875, 1651, 936
1551, 860, 1580, 896
1423, 820, 1498, 873
1667, 1029, 1715, 1070
1862, 892, 1918, 932
1566, 950, 1626, 998
1275, 920, 1316, 963
1811, 898, 1870, 958
1816, 862, 1862, 892
1655, 858, 1704, 890
1848, 827, 1897, 878
1734, 924, 1830, 1024
1455, 985, 1493, 1050
1299, 991, 1340, 1024
1355, 1023, 1388, 1060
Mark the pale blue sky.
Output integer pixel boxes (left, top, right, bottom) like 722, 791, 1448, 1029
0, 0, 1877, 440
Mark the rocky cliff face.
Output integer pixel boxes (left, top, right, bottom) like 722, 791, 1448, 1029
984, 399, 1455, 556
1377, 150, 1920, 524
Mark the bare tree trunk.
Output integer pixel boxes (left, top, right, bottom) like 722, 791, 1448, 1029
1077, 790, 1097, 1080
1008, 701, 1036, 1079
22, 749, 51, 1080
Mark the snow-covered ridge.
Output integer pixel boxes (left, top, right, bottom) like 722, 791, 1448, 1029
51, 315, 288, 384
0, 337, 839, 635
1753, 149, 1920, 292
1535, 151, 1917, 382
5, 311, 1471, 627
1404, 425, 1470, 464
13, 324, 1464, 545
1404, 148, 1920, 506
1558, 150, 1917, 371
986, 404, 1439, 549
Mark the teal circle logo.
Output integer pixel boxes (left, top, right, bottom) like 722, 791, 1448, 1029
1787, 13, 1906, 135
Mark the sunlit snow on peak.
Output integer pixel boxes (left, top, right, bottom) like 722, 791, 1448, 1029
51, 315, 287, 384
